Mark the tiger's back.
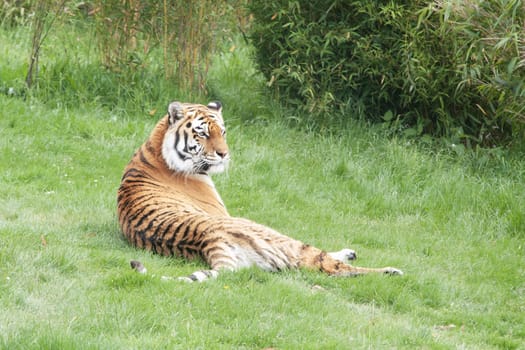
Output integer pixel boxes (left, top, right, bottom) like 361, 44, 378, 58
117, 101, 403, 281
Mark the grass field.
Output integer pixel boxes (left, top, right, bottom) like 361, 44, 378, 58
1, 22, 525, 349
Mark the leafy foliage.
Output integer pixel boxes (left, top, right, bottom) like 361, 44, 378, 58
93, 0, 220, 93
249, 0, 525, 145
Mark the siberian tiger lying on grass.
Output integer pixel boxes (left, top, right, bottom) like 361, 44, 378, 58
117, 101, 403, 282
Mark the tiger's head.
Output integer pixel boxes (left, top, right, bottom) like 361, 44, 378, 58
161, 101, 229, 175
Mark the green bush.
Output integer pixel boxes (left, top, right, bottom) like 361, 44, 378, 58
249, 0, 525, 145
0, 0, 249, 105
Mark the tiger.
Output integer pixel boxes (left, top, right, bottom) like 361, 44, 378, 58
117, 101, 403, 282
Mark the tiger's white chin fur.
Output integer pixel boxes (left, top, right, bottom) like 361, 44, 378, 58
206, 161, 229, 174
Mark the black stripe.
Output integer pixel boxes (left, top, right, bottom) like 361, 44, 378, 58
145, 140, 156, 155
134, 228, 147, 248
133, 207, 158, 230
182, 130, 189, 154
173, 128, 186, 158
120, 178, 161, 188
173, 129, 191, 161
121, 195, 157, 223
121, 168, 147, 181
260, 247, 284, 269
161, 220, 179, 249
182, 247, 199, 258
147, 211, 174, 243
175, 149, 190, 161
139, 149, 155, 169
188, 217, 209, 241
227, 231, 264, 257
122, 192, 156, 207
206, 249, 231, 263
199, 236, 221, 253
123, 167, 150, 177
176, 224, 194, 247
317, 251, 327, 271
165, 216, 195, 251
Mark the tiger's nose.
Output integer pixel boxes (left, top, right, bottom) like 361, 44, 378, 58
216, 150, 228, 159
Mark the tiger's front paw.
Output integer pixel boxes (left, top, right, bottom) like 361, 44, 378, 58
178, 270, 219, 283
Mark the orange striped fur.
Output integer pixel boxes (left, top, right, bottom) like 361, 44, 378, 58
117, 101, 403, 282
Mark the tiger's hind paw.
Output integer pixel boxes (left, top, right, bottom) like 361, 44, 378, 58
328, 248, 357, 263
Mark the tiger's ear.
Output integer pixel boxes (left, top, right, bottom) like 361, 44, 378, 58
207, 101, 222, 113
167, 101, 184, 125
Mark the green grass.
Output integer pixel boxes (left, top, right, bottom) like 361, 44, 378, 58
1, 23, 525, 349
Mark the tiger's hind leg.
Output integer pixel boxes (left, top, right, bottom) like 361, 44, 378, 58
301, 245, 403, 276
177, 229, 297, 283
176, 241, 241, 283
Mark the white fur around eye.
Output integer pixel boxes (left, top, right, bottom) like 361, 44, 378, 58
193, 121, 209, 136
